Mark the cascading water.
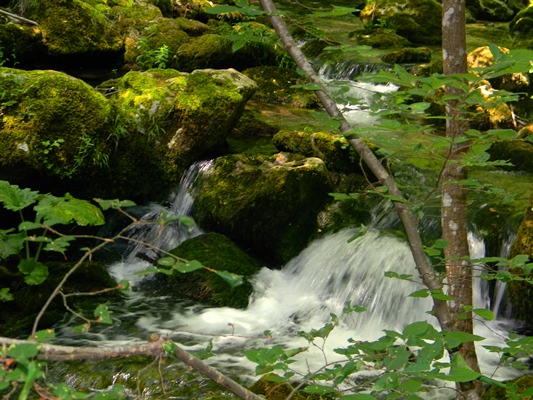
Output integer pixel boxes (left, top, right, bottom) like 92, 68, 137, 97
51, 160, 521, 398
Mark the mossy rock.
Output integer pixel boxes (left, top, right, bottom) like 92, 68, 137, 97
24, 0, 123, 58
95, 68, 256, 201
107, 2, 163, 33
508, 189, 533, 323
272, 130, 379, 177
193, 154, 333, 264
124, 17, 190, 70
174, 24, 281, 72
250, 374, 307, 400
488, 140, 533, 172
157, 232, 263, 308
382, 47, 432, 64
482, 374, 533, 399
510, 4, 533, 36
360, 0, 442, 45
466, 0, 515, 21
0, 67, 113, 192
0, 23, 46, 68
356, 29, 411, 48
242, 66, 320, 108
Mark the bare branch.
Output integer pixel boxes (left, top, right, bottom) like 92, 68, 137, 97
0, 8, 38, 25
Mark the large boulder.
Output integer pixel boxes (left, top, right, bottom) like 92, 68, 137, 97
0, 67, 257, 202
23, 0, 124, 67
488, 140, 533, 172
360, 0, 442, 45
96, 68, 257, 201
466, 0, 515, 21
155, 232, 263, 308
192, 153, 334, 264
0, 67, 113, 191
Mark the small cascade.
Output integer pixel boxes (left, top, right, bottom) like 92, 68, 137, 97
316, 58, 391, 80
492, 232, 517, 319
108, 160, 213, 284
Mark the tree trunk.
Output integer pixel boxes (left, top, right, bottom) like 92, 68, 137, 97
442, 0, 482, 398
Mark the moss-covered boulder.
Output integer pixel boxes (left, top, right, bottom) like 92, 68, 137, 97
242, 66, 319, 108
96, 68, 256, 201
0, 23, 46, 68
466, 0, 515, 21
508, 189, 533, 323
250, 374, 307, 400
382, 47, 432, 64
509, 4, 533, 36
193, 154, 333, 264
0, 67, 113, 191
124, 17, 191, 70
488, 140, 533, 172
156, 232, 263, 308
174, 23, 281, 72
355, 29, 411, 48
107, 2, 163, 33
482, 375, 533, 399
360, 0, 442, 45
24, 0, 123, 64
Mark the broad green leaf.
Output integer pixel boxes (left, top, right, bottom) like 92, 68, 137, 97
0, 181, 39, 211
31, 329, 55, 342
488, 129, 517, 140
302, 83, 322, 91
343, 395, 375, 400
18, 258, 49, 285
409, 102, 431, 112
18, 221, 42, 231
94, 304, 113, 324
71, 323, 90, 333
384, 271, 412, 280
232, 40, 247, 53
347, 224, 367, 243
302, 385, 337, 395
430, 290, 454, 301
439, 353, 481, 382
215, 270, 244, 288
312, 6, 359, 17
36, 194, 105, 226
0, 229, 25, 259
134, 266, 159, 275
0, 287, 14, 301
117, 280, 131, 291
174, 259, 204, 273
384, 346, 411, 370
157, 256, 176, 267
94, 198, 136, 210
195, 340, 214, 360
7, 343, 40, 360
157, 211, 195, 227
473, 308, 495, 321
409, 289, 429, 298
44, 235, 75, 253
443, 331, 484, 349
399, 378, 423, 393
205, 4, 239, 14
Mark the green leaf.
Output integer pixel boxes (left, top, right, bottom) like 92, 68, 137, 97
347, 224, 367, 243
7, 343, 40, 360
0, 181, 39, 211
157, 256, 176, 267
0, 287, 14, 301
439, 353, 482, 382
71, 323, 90, 333
443, 331, 485, 349
31, 329, 55, 342
473, 308, 495, 321
312, 6, 359, 17
215, 270, 244, 288
342, 395, 376, 400
430, 290, 454, 301
94, 304, 113, 324
384, 271, 412, 280
18, 258, 49, 285
205, 4, 239, 14
302, 385, 337, 395
384, 346, 411, 370
18, 221, 42, 231
399, 379, 423, 393
302, 83, 322, 91
195, 340, 214, 360
175, 260, 205, 273
409, 289, 429, 298
409, 102, 431, 112
44, 235, 75, 253
94, 199, 136, 210
0, 229, 25, 259
36, 194, 105, 226
232, 40, 247, 52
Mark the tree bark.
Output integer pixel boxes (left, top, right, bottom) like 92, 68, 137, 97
442, 0, 481, 398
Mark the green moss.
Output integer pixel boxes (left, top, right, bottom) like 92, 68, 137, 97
482, 375, 533, 399
0, 67, 112, 182
242, 66, 319, 108
164, 233, 262, 308
488, 140, 533, 173
0, 23, 45, 67
107, 2, 163, 33
510, 5, 533, 36
193, 153, 333, 264
25, 0, 122, 55
382, 47, 432, 64
250, 375, 306, 400
356, 29, 411, 48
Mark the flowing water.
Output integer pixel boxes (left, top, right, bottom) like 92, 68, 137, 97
50, 162, 522, 398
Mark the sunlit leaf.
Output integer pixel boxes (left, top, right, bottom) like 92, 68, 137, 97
0, 181, 39, 211
215, 270, 244, 288
473, 308, 495, 320
205, 4, 239, 14
94, 304, 113, 324
36, 194, 105, 226
94, 199, 136, 210
31, 329, 55, 342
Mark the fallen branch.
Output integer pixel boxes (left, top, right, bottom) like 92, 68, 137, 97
0, 8, 38, 25
0, 336, 264, 400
